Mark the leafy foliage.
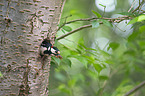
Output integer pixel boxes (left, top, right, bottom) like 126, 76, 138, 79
50, 0, 145, 96
62, 26, 72, 32
99, 4, 106, 8
92, 20, 100, 28
128, 15, 145, 25
92, 10, 102, 18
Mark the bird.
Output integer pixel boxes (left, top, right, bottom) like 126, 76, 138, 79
51, 46, 62, 59
39, 39, 62, 59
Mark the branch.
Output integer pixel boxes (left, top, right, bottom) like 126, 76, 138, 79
131, 0, 145, 13
57, 16, 132, 31
124, 81, 145, 96
56, 24, 92, 40
56, 16, 132, 40
57, 18, 97, 31
128, 0, 136, 12
56, 0, 145, 40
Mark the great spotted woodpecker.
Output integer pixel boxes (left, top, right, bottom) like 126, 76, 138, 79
51, 46, 62, 59
39, 39, 62, 59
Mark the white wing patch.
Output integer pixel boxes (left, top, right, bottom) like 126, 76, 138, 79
48, 47, 51, 51
51, 48, 56, 53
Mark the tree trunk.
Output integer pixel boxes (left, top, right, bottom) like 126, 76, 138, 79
0, 0, 64, 95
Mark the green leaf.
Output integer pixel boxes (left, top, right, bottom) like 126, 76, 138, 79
96, 88, 104, 96
61, 29, 66, 33
68, 79, 76, 87
128, 32, 138, 41
69, 50, 78, 56
128, 15, 145, 25
76, 48, 82, 54
62, 26, 72, 32
138, 15, 145, 21
86, 47, 97, 51
124, 50, 135, 56
108, 42, 120, 50
139, 25, 145, 33
92, 20, 99, 28
52, 56, 61, 64
62, 58, 72, 67
58, 84, 71, 94
77, 38, 87, 53
99, 75, 108, 80
93, 63, 103, 73
118, 12, 133, 16
99, 4, 106, 8
84, 55, 95, 64
86, 51, 97, 57
55, 72, 66, 82
112, 80, 134, 96
92, 10, 102, 18
101, 19, 113, 27
138, 41, 145, 47
128, 17, 138, 25
74, 56, 88, 68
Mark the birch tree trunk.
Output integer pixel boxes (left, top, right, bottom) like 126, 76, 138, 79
0, 0, 64, 95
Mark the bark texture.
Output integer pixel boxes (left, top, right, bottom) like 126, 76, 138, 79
0, 0, 64, 95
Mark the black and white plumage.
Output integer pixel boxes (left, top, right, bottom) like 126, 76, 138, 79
40, 39, 52, 55
51, 46, 62, 59
39, 39, 62, 59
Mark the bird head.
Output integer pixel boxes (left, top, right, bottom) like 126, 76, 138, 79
39, 39, 62, 59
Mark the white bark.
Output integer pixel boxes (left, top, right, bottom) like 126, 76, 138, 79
0, 0, 64, 95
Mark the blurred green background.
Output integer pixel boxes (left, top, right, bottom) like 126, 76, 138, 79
50, 0, 145, 96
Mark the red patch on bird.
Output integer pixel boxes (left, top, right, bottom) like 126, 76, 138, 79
51, 46, 53, 48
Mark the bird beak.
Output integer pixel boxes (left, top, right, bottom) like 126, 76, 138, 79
55, 54, 62, 59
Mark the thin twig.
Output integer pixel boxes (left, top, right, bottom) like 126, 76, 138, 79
124, 81, 145, 96
131, 0, 145, 13
56, 0, 144, 41
128, 0, 136, 12
102, 7, 106, 17
56, 16, 132, 40
57, 18, 97, 31
56, 24, 92, 40
98, 80, 107, 96
140, 10, 145, 14
57, 16, 132, 31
